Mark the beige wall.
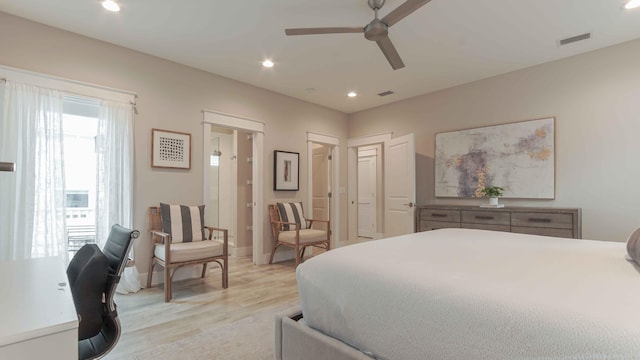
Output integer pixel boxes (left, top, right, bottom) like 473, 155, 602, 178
348, 37, 640, 242
0, 12, 348, 275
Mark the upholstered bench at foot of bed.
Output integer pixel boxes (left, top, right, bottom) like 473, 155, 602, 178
274, 306, 373, 360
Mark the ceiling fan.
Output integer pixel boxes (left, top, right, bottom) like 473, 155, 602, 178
285, 0, 432, 70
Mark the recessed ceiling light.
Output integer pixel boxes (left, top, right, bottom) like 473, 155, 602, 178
262, 59, 274, 68
347, 91, 357, 98
101, 0, 120, 12
625, 0, 640, 9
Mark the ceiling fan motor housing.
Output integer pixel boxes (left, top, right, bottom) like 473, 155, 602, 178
364, 20, 388, 41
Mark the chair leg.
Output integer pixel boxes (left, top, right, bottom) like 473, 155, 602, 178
147, 261, 155, 288
222, 256, 228, 289
295, 246, 302, 266
269, 242, 280, 264
164, 266, 171, 302
201, 263, 208, 278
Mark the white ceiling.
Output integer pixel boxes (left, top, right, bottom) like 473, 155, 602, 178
1, 0, 639, 114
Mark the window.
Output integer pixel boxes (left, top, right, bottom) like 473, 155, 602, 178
63, 97, 99, 255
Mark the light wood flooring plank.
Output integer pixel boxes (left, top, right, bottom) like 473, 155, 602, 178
105, 256, 301, 359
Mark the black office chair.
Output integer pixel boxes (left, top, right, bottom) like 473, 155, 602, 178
67, 224, 139, 360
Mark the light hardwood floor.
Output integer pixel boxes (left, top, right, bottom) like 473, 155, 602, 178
105, 256, 301, 359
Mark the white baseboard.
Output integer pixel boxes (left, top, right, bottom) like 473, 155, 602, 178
233, 245, 252, 257
263, 247, 294, 265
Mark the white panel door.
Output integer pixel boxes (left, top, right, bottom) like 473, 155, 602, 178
384, 134, 416, 237
357, 153, 376, 238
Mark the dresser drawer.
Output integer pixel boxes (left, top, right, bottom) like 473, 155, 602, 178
419, 209, 460, 223
419, 220, 461, 231
511, 226, 574, 239
511, 212, 574, 229
461, 223, 511, 232
461, 210, 510, 226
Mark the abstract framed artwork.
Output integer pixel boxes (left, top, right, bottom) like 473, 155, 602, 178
434, 117, 555, 199
274, 150, 299, 191
151, 128, 192, 169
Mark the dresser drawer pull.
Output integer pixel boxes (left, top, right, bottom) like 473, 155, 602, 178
475, 215, 494, 220
431, 213, 448, 218
528, 217, 552, 223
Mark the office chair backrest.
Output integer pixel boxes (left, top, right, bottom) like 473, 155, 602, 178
66, 244, 109, 340
68, 224, 139, 360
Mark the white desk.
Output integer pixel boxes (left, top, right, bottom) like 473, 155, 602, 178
0, 256, 78, 359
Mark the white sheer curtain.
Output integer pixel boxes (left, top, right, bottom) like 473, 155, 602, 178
0, 80, 67, 261
96, 99, 140, 293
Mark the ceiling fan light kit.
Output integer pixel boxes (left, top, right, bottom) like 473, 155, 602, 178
285, 0, 432, 70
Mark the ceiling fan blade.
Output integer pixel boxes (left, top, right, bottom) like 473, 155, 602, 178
285, 27, 364, 36
381, 0, 432, 27
376, 36, 405, 70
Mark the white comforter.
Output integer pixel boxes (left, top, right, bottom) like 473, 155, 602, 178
296, 228, 640, 360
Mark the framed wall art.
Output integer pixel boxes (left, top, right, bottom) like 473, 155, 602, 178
434, 117, 555, 199
151, 128, 192, 169
274, 150, 299, 191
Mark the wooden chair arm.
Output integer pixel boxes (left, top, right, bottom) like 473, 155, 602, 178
306, 219, 329, 224
204, 225, 228, 233
149, 229, 170, 243
305, 219, 330, 230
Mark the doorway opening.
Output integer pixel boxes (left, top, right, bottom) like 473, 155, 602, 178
348, 133, 416, 242
357, 145, 383, 239
206, 127, 254, 255
203, 111, 265, 264
307, 132, 341, 248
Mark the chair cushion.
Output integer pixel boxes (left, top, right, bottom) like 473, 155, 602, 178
154, 240, 224, 263
160, 203, 206, 243
278, 229, 327, 244
277, 202, 309, 231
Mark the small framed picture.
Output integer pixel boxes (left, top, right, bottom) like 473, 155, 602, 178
274, 150, 299, 191
151, 128, 191, 169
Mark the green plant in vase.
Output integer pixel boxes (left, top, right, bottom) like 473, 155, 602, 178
480, 186, 504, 206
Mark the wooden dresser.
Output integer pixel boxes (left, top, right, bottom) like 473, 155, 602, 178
416, 205, 582, 239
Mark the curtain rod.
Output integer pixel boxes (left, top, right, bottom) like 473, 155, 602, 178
0, 65, 136, 98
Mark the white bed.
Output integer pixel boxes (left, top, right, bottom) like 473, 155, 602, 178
284, 228, 640, 360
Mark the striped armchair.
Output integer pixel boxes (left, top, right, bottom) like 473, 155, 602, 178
269, 202, 330, 266
147, 204, 228, 302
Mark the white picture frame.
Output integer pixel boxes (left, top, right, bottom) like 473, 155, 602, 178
151, 128, 191, 170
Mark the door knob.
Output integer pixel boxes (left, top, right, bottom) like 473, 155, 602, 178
403, 202, 414, 208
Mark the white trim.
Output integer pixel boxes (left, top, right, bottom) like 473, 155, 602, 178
203, 110, 265, 133
358, 148, 377, 157
0, 64, 136, 104
202, 111, 265, 265
307, 131, 340, 146
347, 132, 392, 148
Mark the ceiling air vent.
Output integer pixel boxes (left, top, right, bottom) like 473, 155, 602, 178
377, 90, 395, 97
559, 33, 591, 46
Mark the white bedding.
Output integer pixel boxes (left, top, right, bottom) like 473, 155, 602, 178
296, 228, 640, 360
